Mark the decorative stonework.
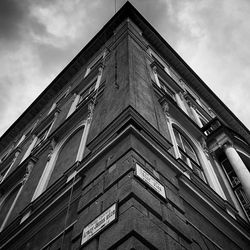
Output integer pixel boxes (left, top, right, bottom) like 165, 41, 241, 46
98, 65, 104, 76
152, 65, 157, 74
22, 162, 33, 184
200, 137, 209, 157
47, 139, 56, 161
222, 141, 234, 150
162, 101, 170, 117
87, 101, 95, 122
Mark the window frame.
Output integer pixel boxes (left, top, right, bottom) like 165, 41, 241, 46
31, 123, 89, 201
148, 48, 171, 75
84, 50, 107, 78
0, 182, 23, 231
157, 75, 176, 101
173, 127, 207, 182
48, 88, 70, 115
33, 122, 53, 150
77, 76, 98, 108
0, 146, 14, 164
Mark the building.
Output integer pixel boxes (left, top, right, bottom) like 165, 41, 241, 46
0, 2, 250, 249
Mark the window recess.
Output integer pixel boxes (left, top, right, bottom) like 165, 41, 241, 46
0, 161, 33, 231
14, 124, 36, 149
84, 49, 107, 78
0, 150, 20, 184
67, 64, 104, 119
0, 166, 10, 184
151, 55, 171, 75
150, 62, 182, 101
77, 77, 98, 108
0, 150, 11, 164
184, 93, 212, 127
148, 48, 171, 76
173, 128, 207, 182
157, 75, 176, 101
148, 47, 186, 89
33, 122, 53, 150
0, 144, 17, 166
185, 92, 214, 118
48, 89, 70, 115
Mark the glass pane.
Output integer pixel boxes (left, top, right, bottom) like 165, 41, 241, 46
173, 130, 183, 150
192, 163, 206, 182
78, 79, 97, 105
179, 151, 189, 165
90, 56, 103, 70
182, 136, 198, 164
158, 78, 175, 100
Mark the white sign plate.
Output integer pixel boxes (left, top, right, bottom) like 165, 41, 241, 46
135, 164, 166, 199
81, 203, 117, 245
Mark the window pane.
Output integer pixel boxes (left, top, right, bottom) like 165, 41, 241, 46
173, 128, 205, 181
179, 150, 189, 165
158, 77, 175, 100
90, 56, 103, 70
182, 137, 198, 164
0, 186, 20, 227
34, 127, 50, 148
191, 162, 206, 182
78, 79, 97, 106
173, 129, 183, 150
47, 127, 84, 188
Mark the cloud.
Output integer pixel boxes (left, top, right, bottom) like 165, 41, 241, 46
0, 0, 114, 137
160, 0, 250, 129
0, 0, 27, 41
0, 0, 250, 138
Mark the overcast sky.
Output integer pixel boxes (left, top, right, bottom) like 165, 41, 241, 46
0, 0, 250, 137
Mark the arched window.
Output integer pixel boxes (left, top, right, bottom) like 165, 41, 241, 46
0, 184, 22, 231
47, 127, 84, 187
32, 126, 86, 201
173, 127, 206, 182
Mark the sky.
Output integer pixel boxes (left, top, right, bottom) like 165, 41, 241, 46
0, 0, 250, 137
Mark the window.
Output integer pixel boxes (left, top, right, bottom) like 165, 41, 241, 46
48, 90, 69, 115
185, 93, 212, 127
15, 126, 34, 148
32, 125, 87, 200
34, 129, 48, 148
196, 109, 209, 127
34, 122, 53, 149
0, 151, 9, 163
148, 48, 171, 76
0, 146, 13, 163
0, 184, 22, 231
0, 161, 14, 184
47, 127, 84, 188
158, 75, 176, 101
222, 158, 250, 220
0, 167, 9, 183
77, 77, 98, 107
173, 128, 206, 182
67, 65, 103, 118
55, 91, 69, 106
84, 51, 106, 77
